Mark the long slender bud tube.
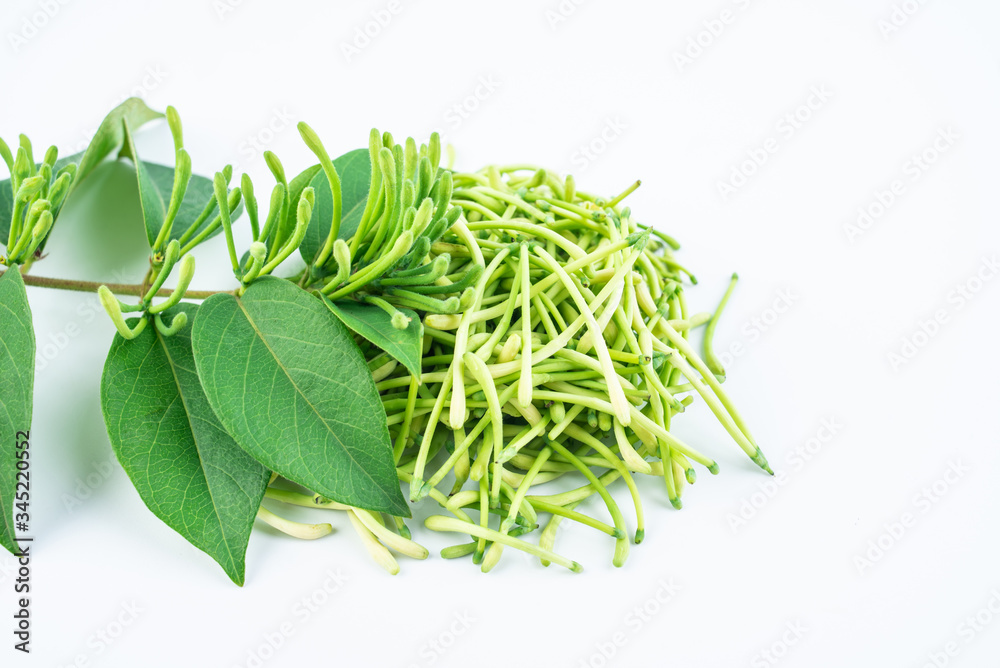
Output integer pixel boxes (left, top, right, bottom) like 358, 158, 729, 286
298, 122, 343, 267
148, 255, 195, 314
213, 172, 240, 274
152, 149, 192, 251
99, 286, 147, 340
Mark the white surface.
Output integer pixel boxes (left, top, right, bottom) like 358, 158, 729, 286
3, 1, 999, 666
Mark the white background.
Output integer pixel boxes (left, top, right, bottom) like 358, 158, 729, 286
3, 1, 999, 666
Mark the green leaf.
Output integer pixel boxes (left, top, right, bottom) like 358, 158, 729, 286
300, 149, 371, 265
191, 277, 408, 516
100, 303, 268, 585
119, 118, 223, 248
323, 298, 423, 377
77, 97, 162, 186
0, 267, 34, 556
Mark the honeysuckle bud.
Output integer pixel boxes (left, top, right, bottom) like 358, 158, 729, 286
17, 136, 34, 176
11, 149, 28, 191
227, 184, 242, 211
401, 179, 415, 210
347, 510, 398, 574
148, 254, 195, 315
480, 541, 504, 573
410, 197, 434, 238
16, 175, 44, 202
7, 199, 50, 262
240, 241, 269, 285
457, 287, 476, 312
155, 148, 192, 249
162, 238, 181, 268
440, 295, 461, 314
213, 172, 232, 224
391, 311, 410, 330
425, 254, 449, 280
400, 235, 431, 271
45, 172, 71, 213
31, 209, 53, 240
249, 241, 267, 263
258, 507, 332, 540
403, 137, 417, 182
263, 151, 286, 186
259, 192, 312, 277
0, 137, 12, 172
154, 310, 188, 336
42, 145, 58, 169
258, 182, 285, 246
638, 328, 653, 362
21, 209, 53, 256
371, 358, 397, 383
564, 173, 576, 202
98, 286, 147, 340
289, 189, 313, 247
38, 164, 52, 193
241, 173, 259, 240
525, 168, 546, 189
400, 206, 415, 235
427, 131, 441, 172
497, 332, 521, 364
368, 127, 383, 156
297, 122, 331, 163
330, 238, 352, 286
352, 509, 427, 560
299, 185, 315, 212
299, 123, 342, 263
424, 313, 461, 330
431, 205, 462, 240
166, 106, 183, 151
416, 156, 432, 200
212, 171, 242, 274
378, 147, 396, 192
25, 198, 50, 227
430, 170, 452, 219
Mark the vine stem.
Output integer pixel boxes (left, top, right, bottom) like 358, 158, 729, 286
0, 267, 233, 299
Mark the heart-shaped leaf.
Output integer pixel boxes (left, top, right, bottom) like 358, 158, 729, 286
300, 148, 371, 265
0, 267, 34, 556
100, 303, 269, 585
323, 298, 423, 377
191, 277, 408, 516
